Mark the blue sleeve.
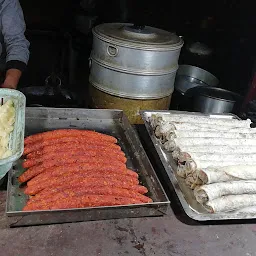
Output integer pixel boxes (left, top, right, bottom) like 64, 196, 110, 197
1, 0, 30, 68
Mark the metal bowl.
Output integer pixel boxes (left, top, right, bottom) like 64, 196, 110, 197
186, 86, 242, 114
174, 65, 219, 94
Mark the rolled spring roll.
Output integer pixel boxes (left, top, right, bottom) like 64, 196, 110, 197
150, 114, 251, 128
204, 194, 256, 213
185, 171, 203, 189
173, 130, 256, 139
185, 165, 256, 189
172, 149, 182, 160
194, 181, 256, 204
170, 123, 256, 133
235, 206, 256, 214
173, 145, 256, 157
173, 125, 256, 133
153, 122, 256, 140
177, 158, 197, 178
185, 177, 203, 189
153, 123, 220, 142
154, 124, 175, 143
196, 168, 236, 185
150, 114, 175, 129
177, 164, 187, 178
153, 123, 256, 144
176, 160, 198, 178
197, 165, 256, 184
149, 115, 252, 137
168, 123, 231, 133
164, 140, 178, 151
169, 138, 256, 150
185, 159, 256, 171
180, 152, 256, 163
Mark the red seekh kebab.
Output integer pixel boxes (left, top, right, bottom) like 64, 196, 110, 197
20, 129, 152, 211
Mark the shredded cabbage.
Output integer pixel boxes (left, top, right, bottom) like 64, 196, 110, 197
0, 99, 15, 159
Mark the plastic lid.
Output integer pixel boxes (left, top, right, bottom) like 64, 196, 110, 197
93, 23, 183, 50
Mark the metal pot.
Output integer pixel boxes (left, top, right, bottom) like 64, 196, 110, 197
174, 65, 219, 94
91, 23, 183, 74
89, 23, 183, 123
89, 59, 176, 99
90, 23, 183, 99
187, 86, 242, 114
19, 74, 82, 107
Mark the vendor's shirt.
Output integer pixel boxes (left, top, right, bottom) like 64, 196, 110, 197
0, 0, 30, 72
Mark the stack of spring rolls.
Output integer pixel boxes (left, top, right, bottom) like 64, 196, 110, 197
149, 113, 256, 213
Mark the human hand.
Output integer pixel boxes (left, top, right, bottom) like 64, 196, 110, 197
1, 82, 17, 89
0, 69, 21, 89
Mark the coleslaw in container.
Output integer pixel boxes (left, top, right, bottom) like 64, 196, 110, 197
0, 89, 25, 182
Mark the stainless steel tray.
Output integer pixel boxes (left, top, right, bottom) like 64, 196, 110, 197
6, 108, 169, 227
141, 110, 256, 221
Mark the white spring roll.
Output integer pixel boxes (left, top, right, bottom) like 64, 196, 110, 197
164, 140, 176, 151
149, 114, 162, 129
197, 165, 256, 184
154, 124, 175, 143
185, 176, 203, 190
184, 168, 228, 189
149, 115, 252, 136
170, 122, 256, 133
177, 164, 187, 178
172, 124, 256, 133
177, 157, 197, 177
174, 130, 256, 139
185, 175, 199, 189
172, 149, 181, 160
204, 194, 256, 213
153, 123, 213, 142
164, 122, 230, 132
153, 114, 251, 128
197, 168, 236, 184
185, 159, 256, 171
187, 152, 256, 162
154, 122, 255, 136
185, 172, 204, 189
166, 137, 256, 152
175, 145, 256, 155
197, 160, 256, 169
194, 181, 256, 204
235, 206, 256, 214
153, 122, 256, 144
173, 137, 256, 147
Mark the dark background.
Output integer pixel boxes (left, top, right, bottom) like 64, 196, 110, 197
18, 0, 256, 98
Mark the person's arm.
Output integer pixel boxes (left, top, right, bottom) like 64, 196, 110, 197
1, 0, 30, 89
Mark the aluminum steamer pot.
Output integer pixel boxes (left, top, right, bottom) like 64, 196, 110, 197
89, 23, 184, 99
90, 59, 176, 99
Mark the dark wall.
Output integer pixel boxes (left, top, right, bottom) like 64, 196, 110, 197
20, 0, 74, 30
18, 0, 256, 96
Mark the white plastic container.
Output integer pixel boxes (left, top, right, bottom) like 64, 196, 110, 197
0, 89, 25, 181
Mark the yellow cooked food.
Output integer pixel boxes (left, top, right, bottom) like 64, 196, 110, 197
0, 100, 15, 159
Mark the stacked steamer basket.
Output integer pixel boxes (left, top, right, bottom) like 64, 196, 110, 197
89, 23, 183, 124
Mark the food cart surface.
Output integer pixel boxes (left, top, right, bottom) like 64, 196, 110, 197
0, 126, 255, 256
0, 190, 256, 256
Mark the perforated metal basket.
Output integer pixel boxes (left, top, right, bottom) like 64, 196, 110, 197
0, 89, 25, 180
